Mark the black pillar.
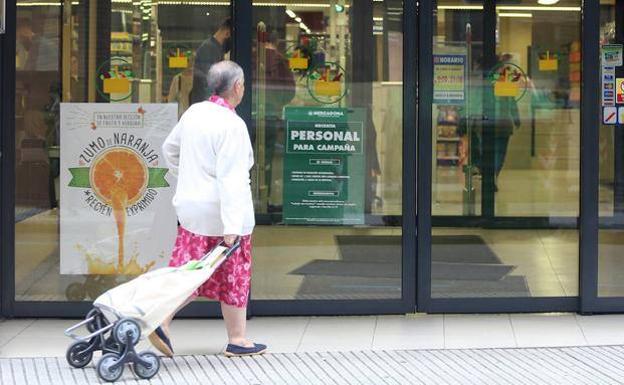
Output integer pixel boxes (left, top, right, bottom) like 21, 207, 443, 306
482, 0, 497, 219
93, 0, 111, 103
614, 0, 624, 217
232, 0, 252, 128
350, 1, 379, 217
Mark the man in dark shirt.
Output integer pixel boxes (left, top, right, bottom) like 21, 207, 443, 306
190, 18, 232, 105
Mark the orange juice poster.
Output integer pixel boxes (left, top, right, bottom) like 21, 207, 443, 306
60, 103, 178, 275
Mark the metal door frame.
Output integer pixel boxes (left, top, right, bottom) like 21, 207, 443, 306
579, 0, 624, 314
417, 0, 599, 313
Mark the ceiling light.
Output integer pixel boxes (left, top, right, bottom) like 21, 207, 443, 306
285, 9, 296, 18
537, 0, 560, 4
498, 6, 579, 11
295, 17, 302, 22
438, 5, 483, 10
498, 12, 533, 18
438, 4, 579, 11
16, 2, 61, 6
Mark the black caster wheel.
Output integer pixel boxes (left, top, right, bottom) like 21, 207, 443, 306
105, 336, 121, 353
66, 282, 86, 301
97, 353, 124, 382
66, 341, 93, 369
85, 308, 107, 333
133, 351, 160, 380
113, 318, 141, 346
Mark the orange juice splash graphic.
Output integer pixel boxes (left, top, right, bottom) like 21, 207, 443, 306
87, 147, 153, 275
77, 245, 156, 275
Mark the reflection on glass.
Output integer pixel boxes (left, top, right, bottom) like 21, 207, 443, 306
14, 0, 403, 303
15, 1, 232, 301
433, 0, 581, 217
251, 1, 403, 300
432, 0, 580, 298
15, 3, 62, 301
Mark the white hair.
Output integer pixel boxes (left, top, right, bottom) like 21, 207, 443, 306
207, 60, 244, 97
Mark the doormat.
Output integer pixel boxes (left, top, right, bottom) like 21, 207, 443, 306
15, 206, 47, 223
291, 235, 530, 299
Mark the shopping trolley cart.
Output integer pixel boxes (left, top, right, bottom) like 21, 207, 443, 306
64, 239, 240, 382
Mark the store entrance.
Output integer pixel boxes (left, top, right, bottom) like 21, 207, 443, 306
424, 0, 582, 309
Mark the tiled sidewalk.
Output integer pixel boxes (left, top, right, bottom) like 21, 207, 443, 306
3, 346, 624, 384
2, 313, 624, 384
5, 313, 624, 357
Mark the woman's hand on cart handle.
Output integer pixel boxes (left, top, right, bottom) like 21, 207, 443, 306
224, 234, 238, 247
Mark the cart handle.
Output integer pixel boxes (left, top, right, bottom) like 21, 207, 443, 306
223, 237, 241, 257
64, 314, 97, 337
64, 318, 115, 341
195, 237, 241, 264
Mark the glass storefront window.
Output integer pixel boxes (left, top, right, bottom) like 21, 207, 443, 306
251, 1, 403, 300
15, 0, 232, 301
6, 1, 622, 313
13, 0, 403, 303
431, 0, 581, 298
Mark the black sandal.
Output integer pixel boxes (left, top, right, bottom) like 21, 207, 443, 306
224, 343, 267, 357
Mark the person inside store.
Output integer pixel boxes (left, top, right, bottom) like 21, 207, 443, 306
15, 15, 60, 210
493, 53, 521, 192
16, 17, 35, 71
155, 60, 265, 358
190, 18, 232, 105
254, 28, 296, 211
168, 53, 195, 118
457, 56, 485, 177
16, 16, 57, 72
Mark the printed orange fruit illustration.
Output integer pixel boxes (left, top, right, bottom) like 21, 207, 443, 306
89, 148, 148, 271
90, 147, 148, 206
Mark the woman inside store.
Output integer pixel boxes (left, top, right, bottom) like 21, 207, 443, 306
155, 60, 265, 358
493, 53, 521, 192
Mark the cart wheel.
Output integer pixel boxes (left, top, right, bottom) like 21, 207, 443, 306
66, 283, 86, 301
66, 341, 93, 368
85, 308, 102, 333
113, 318, 141, 346
105, 336, 121, 353
133, 351, 160, 380
97, 353, 124, 383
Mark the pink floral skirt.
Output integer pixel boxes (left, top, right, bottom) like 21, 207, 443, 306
169, 226, 252, 308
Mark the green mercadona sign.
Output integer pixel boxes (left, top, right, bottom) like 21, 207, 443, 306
283, 106, 365, 225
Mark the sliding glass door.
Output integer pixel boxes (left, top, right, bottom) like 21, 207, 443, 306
421, 0, 583, 311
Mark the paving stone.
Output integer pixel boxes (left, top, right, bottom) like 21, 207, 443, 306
1, 346, 623, 384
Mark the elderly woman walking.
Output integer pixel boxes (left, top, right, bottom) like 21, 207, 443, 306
153, 60, 265, 357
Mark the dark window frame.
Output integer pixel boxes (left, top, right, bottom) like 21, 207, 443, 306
417, 0, 602, 314
0, 0, 615, 318
0, 0, 417, 318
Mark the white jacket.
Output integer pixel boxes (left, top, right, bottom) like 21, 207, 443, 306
162, 101, 255, 236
